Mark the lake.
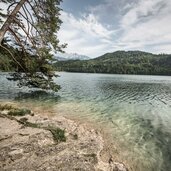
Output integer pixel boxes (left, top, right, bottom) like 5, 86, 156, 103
0, 72, 171, 171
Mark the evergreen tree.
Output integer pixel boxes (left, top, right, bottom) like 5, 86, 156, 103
0, 0, 66, 91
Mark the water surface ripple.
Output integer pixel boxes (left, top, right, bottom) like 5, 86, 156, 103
0, 72, 171, 171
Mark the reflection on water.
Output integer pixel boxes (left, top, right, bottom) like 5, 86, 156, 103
0, 72, 171, 171
15, 90, 61, 102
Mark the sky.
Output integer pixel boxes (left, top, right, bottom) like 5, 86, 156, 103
58, 0, 171, 57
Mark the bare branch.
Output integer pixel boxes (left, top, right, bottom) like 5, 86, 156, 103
22, 4, 30, 43
13, 18, 36, 47
22, 3, 35, 36
18, 11, 45, 44
7, 2, 18, 14
26, 1, 40, 22
8, 27, 27, 58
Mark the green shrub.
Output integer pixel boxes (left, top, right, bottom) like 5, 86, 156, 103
48, 127, 66, 143
8, 108, 31, 116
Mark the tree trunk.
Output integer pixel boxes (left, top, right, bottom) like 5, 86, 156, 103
0, 0, 27, 44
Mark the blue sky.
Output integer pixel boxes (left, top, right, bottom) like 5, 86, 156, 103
58, 0, 171, 57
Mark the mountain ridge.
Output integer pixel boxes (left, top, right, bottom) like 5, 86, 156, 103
54, 50, 171, 75
53, 53, 90, 61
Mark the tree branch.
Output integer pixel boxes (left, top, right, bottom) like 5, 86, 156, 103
7, 2, 18, 14
8, 27, 27, 59
18, 11, 45, 44
13, 18, 36, 48
0, 44, 26, 72
22, 4, 30, 43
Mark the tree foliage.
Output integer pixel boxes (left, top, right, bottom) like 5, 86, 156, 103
0, 0, 66, 91
54, 51, 171, 75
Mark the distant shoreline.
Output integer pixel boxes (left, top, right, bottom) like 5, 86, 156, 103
55, 71, 171, 77
1, 71, 171, 77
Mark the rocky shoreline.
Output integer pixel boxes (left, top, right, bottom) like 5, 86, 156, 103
0, 104, 128, 171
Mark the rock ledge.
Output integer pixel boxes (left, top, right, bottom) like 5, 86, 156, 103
0, 107, 128, 171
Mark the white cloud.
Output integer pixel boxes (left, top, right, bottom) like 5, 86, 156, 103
2, 0, 171, 57
151, 44, 171, 54
57, 0, 171, 57
118, 0, 171, 52
121, 0, 164, 27
58, 11, 115, 57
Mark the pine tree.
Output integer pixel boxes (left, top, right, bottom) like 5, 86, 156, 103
0, 0, 66, 91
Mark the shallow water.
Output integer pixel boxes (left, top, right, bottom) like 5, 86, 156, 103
0, 72, 171, 171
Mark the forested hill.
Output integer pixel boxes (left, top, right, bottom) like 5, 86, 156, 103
54, 51, 171, 75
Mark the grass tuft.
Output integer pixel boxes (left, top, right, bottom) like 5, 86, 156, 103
0, 104, 14, 111
0, 104, 66, 144
47, 127, 66, 143
24, 121, 40, 128
0, 104, 31, 116
8, 108, 31, 116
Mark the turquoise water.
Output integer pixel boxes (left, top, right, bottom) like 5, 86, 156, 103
0, 72, 171, 171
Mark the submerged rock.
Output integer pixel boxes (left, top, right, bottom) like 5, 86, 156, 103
0, 106, 128, 171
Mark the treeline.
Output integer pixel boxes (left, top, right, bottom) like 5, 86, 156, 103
54, 51, 171, 75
